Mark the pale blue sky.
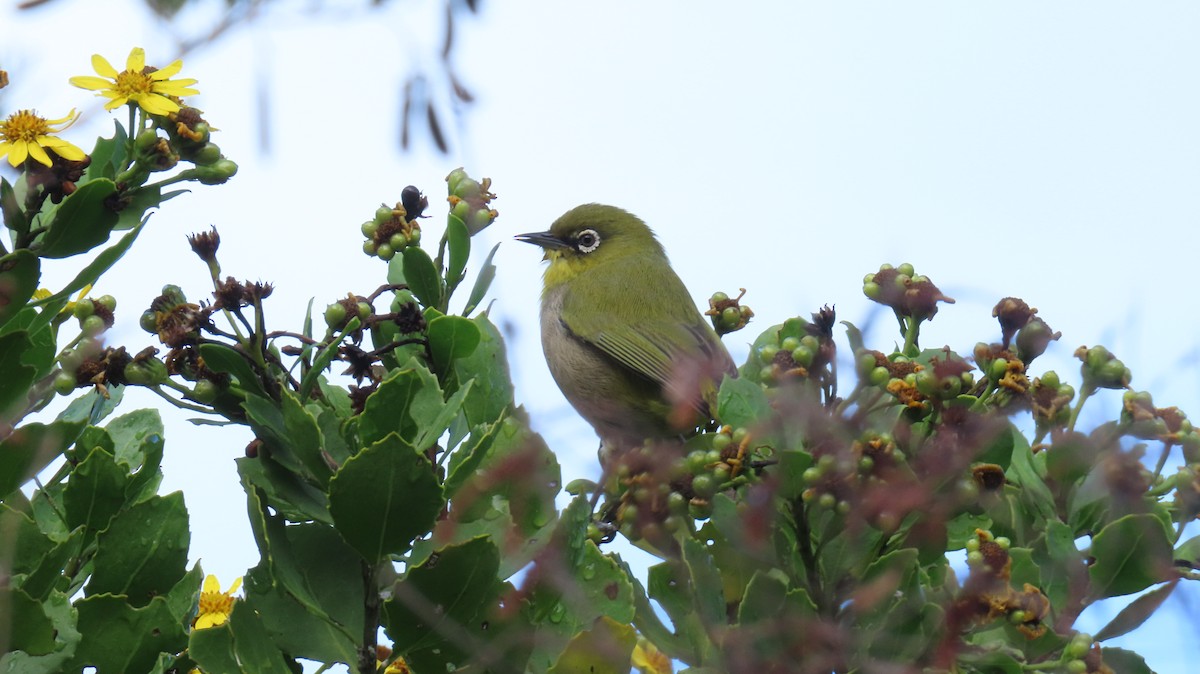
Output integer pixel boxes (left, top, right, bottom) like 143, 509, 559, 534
4, 1, 1199, 671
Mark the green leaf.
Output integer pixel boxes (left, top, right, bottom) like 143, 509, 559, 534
1174, 533, 1200, 568
19, 530, 83, 601
0, 504, 54, 577
114, 184, 187, 231
1, 176, 26, 235
236, 454, 331, 524
384, 536, 502, 671
328, 433, 443, 561
445, 419, 501, 498
70, 594, 186, 673
427, 314, 481, 372
200, 343, 267, 398
445, 213, 471, 289
87, 491, 190, 606
242, 524, 362, 665
222, 600, 295, 674
1006, 427, 1056, 521
105, 408, 164, 469
358, 363, 455, 449
63, 446, 130, 539
188, 621, 241, 674
2, 586, 55, 654
0, 419, 86, 498
1089, 514, 1174, 598
547, 616, 636, 674
278, 389, 331, 484
1098, 647, 1154, 674
452, 314, 515, 428
1095, 579, 1177, 642
0, 249, 39, 328
0, 590, 81, 672
717, 376, 770, 429
682, 537, 726, 626
0, 330, 36, 419
0, 307, 57, 381
56, 385, 125, 426
402, 246, 443, 308
462, 242, 500, 315
36, 178, 120, 259
82, 121, 128, 182
29, 219, 147, 334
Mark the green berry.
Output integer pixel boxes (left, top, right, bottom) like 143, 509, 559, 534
791, 346, 813, 367
686, 450, 708, 474
1065, 660, 1087, 674
989, 358, 1009, 381
375, 205, 395, 224
869, 366, 890, 386
712, 464, 730, 483
966, 550, 984, 567
81, 314, 106, 337
53, 372, 77, 395
818, 492, 836, 509
389, 232, 407, 251
711, 433, 732, 452
965, 538, 980, 553
692, 474, 716, 498
361, 220, 379, 238
862, 282, 881, 300
759, 344, 780, 363
407, 228, 421, 244
324, 303, 347, 328
356, 302, 372, 321
897, 262, 915, 277
96, 295, 116, 312
710, 291, 730, 304
72, 300, 95, 319
731, 427, 748, 444
802, 467, 822, 484
376, 243, 395, 261
140, 310, 158, 333
705, 449, 722, 465
994, 536, 1011, 550
781, 336, 801, 352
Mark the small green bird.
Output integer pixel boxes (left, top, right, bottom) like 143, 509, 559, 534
516, 204, 735, 450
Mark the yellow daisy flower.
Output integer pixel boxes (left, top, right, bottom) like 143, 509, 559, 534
0, 109, 86, 168
632, 638, 673, 674
193, 574, 242, 629
70, 47, 199, 116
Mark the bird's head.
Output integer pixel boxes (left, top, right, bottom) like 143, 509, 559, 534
515, 204, 665, 291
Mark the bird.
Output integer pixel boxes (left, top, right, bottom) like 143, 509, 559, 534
516, 204, 736, 452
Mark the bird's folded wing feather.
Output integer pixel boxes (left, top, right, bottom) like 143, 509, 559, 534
559, 257, 731, 390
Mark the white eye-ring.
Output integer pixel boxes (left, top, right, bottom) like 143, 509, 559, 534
575, 229, 601, 253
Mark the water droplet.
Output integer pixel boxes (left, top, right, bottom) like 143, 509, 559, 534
581, 563, 596, 580
480, 620, 489, 631
445, 664, 457, 672
549, 603, 566, 623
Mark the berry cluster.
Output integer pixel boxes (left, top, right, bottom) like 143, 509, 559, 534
862, 262, 954, 322
362, 202, 423, 262
71, 293, 116, 338
705, 289, 753, 335
800, 432, 905, 521
446, 168, 498, 235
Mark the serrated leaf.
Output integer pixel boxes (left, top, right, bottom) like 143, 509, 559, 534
71, 594, 185, 673
1089, 514, 1174, 599
0, 590, 80, 672
236, 455, 331, 524
87, 492, 190, 606
36, 179, 119, 259
546, 616, 636, 674
0, 249, 39, 328
716, 376, 769, 429
427, 314, 481, 372
63, 446, 129, 538
328, 433, 443, 561
452, 314, 515, 428
1, 307, 57, 381
0, 419, 86, 498
0, 505, 53, 577
403, 246, 443, 308
384, 536, 502, 671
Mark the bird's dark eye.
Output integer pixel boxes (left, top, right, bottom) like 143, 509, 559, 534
575, 229, 601, 253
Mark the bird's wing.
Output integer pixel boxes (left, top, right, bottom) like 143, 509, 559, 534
560, 257, 734, 391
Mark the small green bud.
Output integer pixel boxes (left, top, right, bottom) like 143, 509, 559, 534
792, 346, 813, 367
896, 262, 915, 277
407, 227, 421, 244
780, 336, 801, 352
123, 358, 168, 386
692, 474, 716, 498
966, 550, 984, 567
324, 303, 347, 328
189, 143, 222, 166
140, 310, 158, 333
818, 492, 836, 509
869, 366, 890, 387
194, 159, 238, 185
361, 220, 379, 238
711, 433, 732, 452
356, 302, 372, 321
375, 205, 395, 224
759, 344, 780, 364
81, 314, 106, 337
192, 380, 219, 404
96, 295, 116, 312
802, 467, 822, 484
362, 240, 377, 256
376, 243, 395, 261
389, 232, 407, 251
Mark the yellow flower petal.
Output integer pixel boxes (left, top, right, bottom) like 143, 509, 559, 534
38, 136, 86, 161
227, 577, 243, 594
91, 53, 118, 79
126, 47, 146, 72
7, 140, 28, 166
135, 94, 181, 116
202, 574, 221, 593
69, 75, 116, 91
27, 142, 52, 166
152, 60, 185, 80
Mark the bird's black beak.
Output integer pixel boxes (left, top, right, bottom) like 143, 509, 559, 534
514, 230, 570, 250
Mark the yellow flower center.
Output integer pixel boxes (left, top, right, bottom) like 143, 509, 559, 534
198, 590, 234, 618
1, 110, 51, 143
115, 68, 156, 97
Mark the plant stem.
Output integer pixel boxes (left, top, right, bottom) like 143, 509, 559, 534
1067, 386, 1094, 433
359, 560, 381, 674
